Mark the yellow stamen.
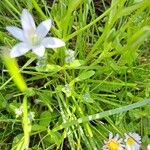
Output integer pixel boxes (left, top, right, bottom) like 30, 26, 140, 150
108, 139, 119, 150
127, 137, 135, 145
31, 34, 38, 45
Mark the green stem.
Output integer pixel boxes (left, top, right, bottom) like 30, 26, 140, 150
23, 96, 30, 150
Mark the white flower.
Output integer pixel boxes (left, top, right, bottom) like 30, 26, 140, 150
147, 144, 150, 150
83, 92, 90, 101
65, 49, 75, 64
36, 55, 47, 67
6, 9, 65, 58
28, 111, 35, 124
15, 107, 23, 118
103, 132, 125, 150
124, 132, 141, 150
62, 84, 72, 97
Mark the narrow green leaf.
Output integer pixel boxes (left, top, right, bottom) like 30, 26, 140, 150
53, 98, 150, 132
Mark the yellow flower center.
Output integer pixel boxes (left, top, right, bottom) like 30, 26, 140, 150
31, 34, 38, 45
28, 29, 39, 46
127, 137, 135, 145
108, 140, 119, 150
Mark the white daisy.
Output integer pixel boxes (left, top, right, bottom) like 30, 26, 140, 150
103, 132, 125, 150
6, 9, 65, 58
124, 132, 141, 150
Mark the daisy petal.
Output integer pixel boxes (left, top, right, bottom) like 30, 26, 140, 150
32, 45, 45, 57
6, 26, 25, 41
114, 134, 119, 140
10, 42, 31, 57
42, 37, 65, 48
109, 132, 113, 139
36, 19, 52, 39
21, 9, 36, 32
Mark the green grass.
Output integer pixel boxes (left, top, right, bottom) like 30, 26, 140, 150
0, 0, 150, 149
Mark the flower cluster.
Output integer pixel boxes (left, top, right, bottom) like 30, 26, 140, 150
103, 132, 142, 150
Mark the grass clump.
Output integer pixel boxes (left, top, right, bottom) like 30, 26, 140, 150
0, 0, 150, 149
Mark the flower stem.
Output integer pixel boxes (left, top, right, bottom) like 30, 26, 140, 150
23, 96, 30, 150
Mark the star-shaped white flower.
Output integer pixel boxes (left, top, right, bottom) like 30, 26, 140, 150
6, 9, 65, 57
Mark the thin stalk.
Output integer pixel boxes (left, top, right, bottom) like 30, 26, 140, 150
23, 96, 30, 150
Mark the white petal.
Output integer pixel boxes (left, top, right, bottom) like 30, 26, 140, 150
21, 9, 36, 32
109, 132, 113, 139
41, 37, 65, 48
32, 45, 45, 57
10, 42, 31, 57
114, 134, 119, 140
36, 19, 52, 39
6, 26, 25, 41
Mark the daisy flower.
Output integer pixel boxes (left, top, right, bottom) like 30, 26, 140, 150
124, 132, 141, 150
6, 9, 65, 58
103, 132, 124, 150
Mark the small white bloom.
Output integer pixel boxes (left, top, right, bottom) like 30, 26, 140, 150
62, 84, 72, 93
15, 107, 23, 118
147, 144, 150, 150
83, 92, 90, 101
6, 9, 65, 58
65, 49, 75, 64
103, 132, 125, 150
62, 84, 72, 97
28, 111, 35, 124
124, 132, 141, 150
36, 55, 47, 67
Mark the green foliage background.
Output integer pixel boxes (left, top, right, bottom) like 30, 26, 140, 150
0, 0, 150, 149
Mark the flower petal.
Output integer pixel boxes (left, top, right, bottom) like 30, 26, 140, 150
32, 45, 45, 57
6, 26, 25, 41
36, 19, 52, 39
21, 9, 36, 32
114, 134, 119, 141
109, 132, 113, 139
10, 42, 31, 57
41, 37, 65, 48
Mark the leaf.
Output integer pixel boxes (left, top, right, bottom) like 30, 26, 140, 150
75, 70, 95, 82
31, 124, 47, 132
53, 98, 150, 132
39, 111, 51, 127
64, 60, 83, 69
37, 91, 53, 112
47, 130, 62, 146
11, 134, 24, 150
36, 64, 62, 72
